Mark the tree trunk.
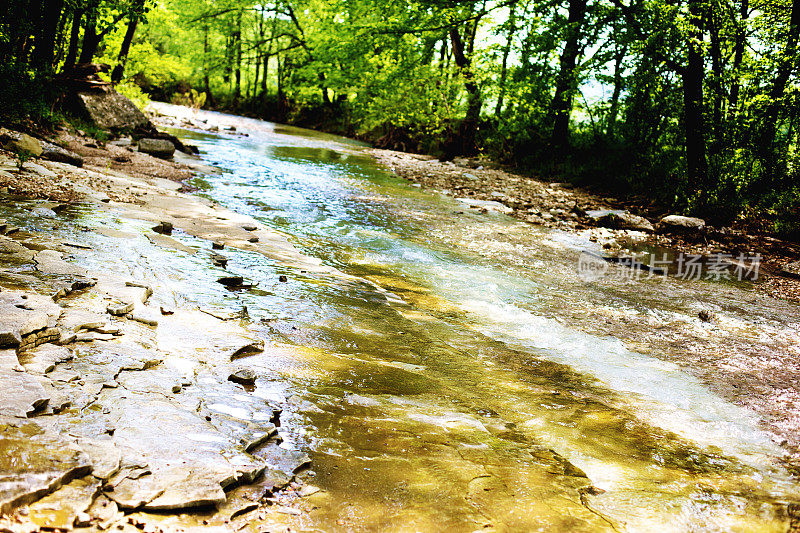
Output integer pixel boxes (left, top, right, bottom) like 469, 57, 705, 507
449, 25, 482, 154
707, 8, 724, 155
495, 4, 517, 117
607, 40, 626, 138
233, 10, 242, 104
682, 0, 708, 202
32, 0, 64, 69
728, 0, 749, 115
755, 0, 800, 166
111, 1, 143, 83
202, 26, 215, 106
549, 0, 588, 151
78, 1, 100, 64
63, 8, 83, 69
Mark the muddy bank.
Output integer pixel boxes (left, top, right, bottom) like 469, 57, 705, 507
0, 131, 331, 531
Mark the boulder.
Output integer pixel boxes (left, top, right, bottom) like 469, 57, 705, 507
658, 215, 706, 234
40, 140, 83, 167
592, 211, 654, 233
228, 369, 257, 386
217, 276, 244, 287
74, 90, 150, 130
138, 138, 175, 159
0, 131, 43, 157
231, 340, 265, 360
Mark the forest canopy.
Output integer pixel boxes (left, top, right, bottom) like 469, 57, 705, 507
1, 0, 799, 235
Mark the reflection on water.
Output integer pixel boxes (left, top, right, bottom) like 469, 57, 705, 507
10, 101, 800, 531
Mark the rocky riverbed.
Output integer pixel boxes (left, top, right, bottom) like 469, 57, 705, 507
368, 149, 800, 304
0, 130, 331, 532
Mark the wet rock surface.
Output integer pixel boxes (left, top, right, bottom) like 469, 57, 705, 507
0, 420, 92, 513
0, 197, 310, 531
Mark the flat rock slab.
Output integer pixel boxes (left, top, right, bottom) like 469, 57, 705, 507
0, 290, 61, 347
59, 308, 108, 332
0, 130, 43, 157
18, 344, 73, 374
0, 236, 36, 265
145, 233, 195, 254
40, 140, 84, 167
28, 476, 100, 530
35, 250, 88, 277
0, 369, 49, 417
101, 378, 265, 511
0, 419, 92, 514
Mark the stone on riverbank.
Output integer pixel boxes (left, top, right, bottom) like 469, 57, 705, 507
211, 253, 228, 267
40, 140, 84, 167
0, 131, 43, 157
456, 197, 513, 214
229, 368, 257, 386
138, 138, 175, 159
591, 211, 654, 233
780, 261, 800, 280
74, 91, 150, 131
217, 275, 244, 287
658, 215, 706, 234
231, 340, 265, 360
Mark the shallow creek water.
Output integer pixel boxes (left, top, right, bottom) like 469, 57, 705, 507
11, 104, 800, 531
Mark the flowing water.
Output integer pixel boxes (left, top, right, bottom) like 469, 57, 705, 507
12, 103, 800, 531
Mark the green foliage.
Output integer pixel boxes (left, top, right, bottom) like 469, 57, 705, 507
116, 79, 152, 110
14, 150, 33, 172
171, 89, 207, 109
773, 187, 800, 240
64, 117, 110, 143
3, 0, 800, 240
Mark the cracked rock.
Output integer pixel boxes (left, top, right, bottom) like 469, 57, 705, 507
0, 419, 92, 514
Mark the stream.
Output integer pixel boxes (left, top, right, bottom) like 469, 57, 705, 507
11, 103, 800, 531
157, 105, 800, 531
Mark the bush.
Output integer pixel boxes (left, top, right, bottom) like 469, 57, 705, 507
773, 187, 800, 240
0, 64, 61, 131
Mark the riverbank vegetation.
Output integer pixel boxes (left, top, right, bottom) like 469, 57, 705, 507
2, 0, 800, 236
